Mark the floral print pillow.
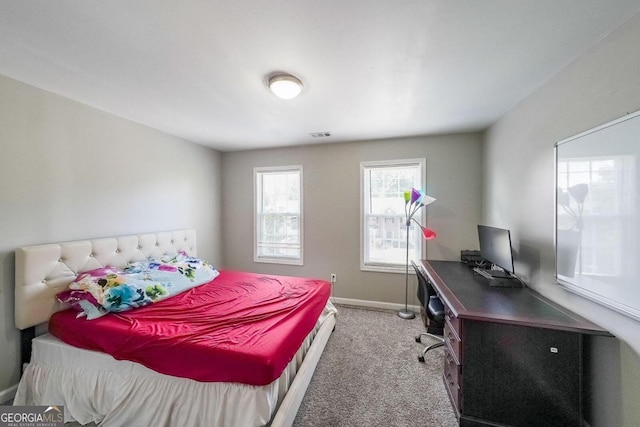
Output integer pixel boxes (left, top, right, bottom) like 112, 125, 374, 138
57, 252, 219, 319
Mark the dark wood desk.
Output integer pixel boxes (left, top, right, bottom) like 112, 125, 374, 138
418, 260, 613, 427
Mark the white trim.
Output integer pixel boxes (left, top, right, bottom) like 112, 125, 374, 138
0, 383, 18, 405
332, 296, 420, 314
558, 280, 640, 322
360, 265, 405, 274
360, 158, 426, 272
253, 165, 304, 266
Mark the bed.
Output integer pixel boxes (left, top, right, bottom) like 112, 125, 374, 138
13, 229, 338, 427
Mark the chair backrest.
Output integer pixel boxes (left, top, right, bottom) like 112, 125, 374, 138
412, 260, 436, 308
412, 260, 446, 323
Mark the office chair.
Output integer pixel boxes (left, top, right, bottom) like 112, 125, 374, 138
412, 261, 445, 362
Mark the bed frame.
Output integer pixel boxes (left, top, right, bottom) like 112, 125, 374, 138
14, 229, 336, 427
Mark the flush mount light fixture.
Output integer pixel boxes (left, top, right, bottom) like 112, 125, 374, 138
268, 73, 303, 99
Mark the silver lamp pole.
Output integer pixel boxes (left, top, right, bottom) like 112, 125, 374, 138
397, 220, 415, 319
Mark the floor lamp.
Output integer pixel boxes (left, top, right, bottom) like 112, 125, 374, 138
397, 188, 437, 320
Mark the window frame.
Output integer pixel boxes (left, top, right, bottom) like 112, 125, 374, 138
253, 165, 304, 265
360, 158, 426, 273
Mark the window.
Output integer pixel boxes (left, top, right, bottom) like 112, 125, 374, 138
361, 159, 425, 272
254, 166, 303, 265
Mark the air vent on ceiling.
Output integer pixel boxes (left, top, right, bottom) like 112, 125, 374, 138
309, 131, 332, 138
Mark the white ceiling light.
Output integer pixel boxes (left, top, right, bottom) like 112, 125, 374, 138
268, 74, 303, 99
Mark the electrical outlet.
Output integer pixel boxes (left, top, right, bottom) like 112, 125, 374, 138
330, 273, 337, 283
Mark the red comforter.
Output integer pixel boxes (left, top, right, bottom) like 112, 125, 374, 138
49, 270, 331, 386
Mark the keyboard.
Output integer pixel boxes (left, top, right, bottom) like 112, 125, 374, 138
473, 267, 492, 279
473, 267, 511, 279
488, 269, 512, 278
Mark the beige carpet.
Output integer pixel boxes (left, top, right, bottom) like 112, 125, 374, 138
293, 305, 457, 427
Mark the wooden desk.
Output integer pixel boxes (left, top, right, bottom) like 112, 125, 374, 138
418, 260, 613, 427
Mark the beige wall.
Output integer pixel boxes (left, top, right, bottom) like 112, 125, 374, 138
0, 74, 223, 393
221, 134, 483, 306
484, 12, 640, 427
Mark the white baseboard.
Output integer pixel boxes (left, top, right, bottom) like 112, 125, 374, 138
332, 297, 420, 314
0, 383, 18, 405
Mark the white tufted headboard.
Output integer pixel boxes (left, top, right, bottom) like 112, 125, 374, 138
15, 229, 196, 330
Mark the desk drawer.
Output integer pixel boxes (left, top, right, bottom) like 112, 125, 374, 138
445, 318, 462, 363
444, 349, 460, 391
444, 306, 461, 334
443, 350, 461, 416
444, 379, 460, 417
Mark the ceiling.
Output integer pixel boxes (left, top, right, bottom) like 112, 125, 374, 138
1, 1, 639, 152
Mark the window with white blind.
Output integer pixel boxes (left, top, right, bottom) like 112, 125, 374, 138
254, 166, 303, 265
361, 159, 425, 272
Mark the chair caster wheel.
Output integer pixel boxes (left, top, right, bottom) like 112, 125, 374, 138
415, 336, 421, 343
418, 355, 425, 363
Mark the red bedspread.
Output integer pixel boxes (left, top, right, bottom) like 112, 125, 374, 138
49, 270, 331, 386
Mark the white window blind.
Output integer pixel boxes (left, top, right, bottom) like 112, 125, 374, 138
254, 166, 303, 265
361, 159, 425, 272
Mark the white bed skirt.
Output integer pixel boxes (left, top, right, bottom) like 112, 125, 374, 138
15, 302, 338, 427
